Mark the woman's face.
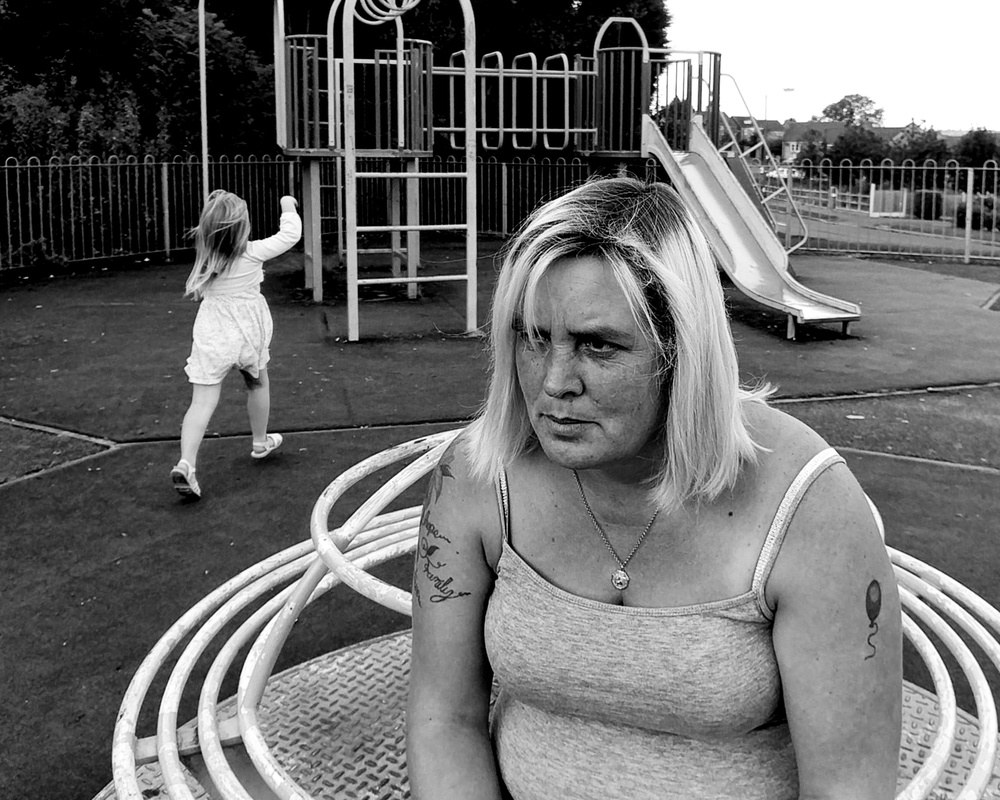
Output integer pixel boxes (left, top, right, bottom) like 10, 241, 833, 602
515, 256, 666, 479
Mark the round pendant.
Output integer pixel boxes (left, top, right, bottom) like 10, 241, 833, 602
611, 568, 630, 590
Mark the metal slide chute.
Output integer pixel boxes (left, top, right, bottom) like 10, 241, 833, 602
641, 114, 861, 339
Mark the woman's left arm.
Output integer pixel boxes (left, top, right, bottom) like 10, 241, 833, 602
768, 462, 903, 800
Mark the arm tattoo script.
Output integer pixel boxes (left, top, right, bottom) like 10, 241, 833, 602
414, 519, 472, 606
864, 579, 882, 660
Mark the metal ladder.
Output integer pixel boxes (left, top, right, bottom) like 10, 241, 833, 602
716, 74, 809, 254
337, 0, 478, 341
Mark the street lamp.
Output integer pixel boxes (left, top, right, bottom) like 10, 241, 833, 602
198, 0, 209, 202
764, 87, 795, 124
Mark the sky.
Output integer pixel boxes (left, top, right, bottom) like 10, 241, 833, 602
666, 1, 999, 133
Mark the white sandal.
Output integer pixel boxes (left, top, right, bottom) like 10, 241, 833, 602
170, 460, 202, 499
251, 433, 283, 460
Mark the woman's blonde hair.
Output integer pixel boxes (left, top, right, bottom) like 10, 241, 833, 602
184, 190, 251, 299
464, 176, 771, 511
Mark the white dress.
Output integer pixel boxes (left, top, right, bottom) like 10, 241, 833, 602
184, 211, 302, 385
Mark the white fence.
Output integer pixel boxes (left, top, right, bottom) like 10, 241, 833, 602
3, 154, 1000, 272
754, 157, 1000, 263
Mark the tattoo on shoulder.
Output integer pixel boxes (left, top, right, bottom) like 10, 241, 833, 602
426, 449, 456, 506
864, 579, 882, 660
413, 515, 472, 607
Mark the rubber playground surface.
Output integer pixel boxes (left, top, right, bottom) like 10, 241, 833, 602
2, 244, 1000, 800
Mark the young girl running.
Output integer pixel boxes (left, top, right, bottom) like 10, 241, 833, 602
170, 190, 302, 499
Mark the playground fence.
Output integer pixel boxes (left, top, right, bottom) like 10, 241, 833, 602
754, 157, 1000, 263
3, 154, 999, 273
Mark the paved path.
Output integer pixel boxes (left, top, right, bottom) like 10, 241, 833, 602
1, 250, 999, 800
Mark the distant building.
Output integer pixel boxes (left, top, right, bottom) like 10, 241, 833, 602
871, 122, 921, 147
779, 121, 846, 163
726, 116, 998, 163
727, 115, 786, 155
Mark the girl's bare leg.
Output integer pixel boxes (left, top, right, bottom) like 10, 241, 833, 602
243, 368, 270, 445
179, 382, 223, 467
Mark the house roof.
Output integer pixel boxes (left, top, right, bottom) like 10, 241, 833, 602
783, 121, 847, 141
872, 127, 908, 141
728, 115, 783, 133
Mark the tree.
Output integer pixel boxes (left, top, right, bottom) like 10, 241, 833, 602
890, 125, 950, 165
794, 129, 832, 165
828, 126, 889, 164
821, 94, 883, 127
0, 1, 276, 158
134, 5, 275, 157
403, 0, 668, 62
954, 128, 999, 167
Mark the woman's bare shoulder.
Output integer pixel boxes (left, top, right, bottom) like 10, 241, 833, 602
424, 431, 504, 560
745, 401, 832, 471
429, 431, 497, 508
746, 405, 885, 609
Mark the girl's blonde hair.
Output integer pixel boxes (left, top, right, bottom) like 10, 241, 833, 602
464, 176, 772, 511
185, 190, 251, 299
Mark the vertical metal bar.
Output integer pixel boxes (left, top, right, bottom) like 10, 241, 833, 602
162, 162, 172, 259
198, 0, 209, 202
305, 157, 323, 297
312, 42, 322, 150
964, 168, 974, 264
335, 155, 345, 264
459, 0, 477, 334
374, 52, 382, 151
68, 158, 78, 261
406, 158, 419, 298
501, 161, 509, 234
390, 174, 401, 278
2, 160, 12, 268
274, 2, 288, 150
343, 0, 360, 340
396, 23, 405, 150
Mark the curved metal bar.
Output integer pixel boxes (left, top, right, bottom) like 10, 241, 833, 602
898, 576, 999, 799
479, 51, 505, 151
895, 569, 1000, 797
592, 16, 649, 63
225, 570, 349, 800
111, 540, 315, 800
154, 552, 315, 799
197, 581, 307, 800
890, 548, 1000, 638
313, 432, 460, 614
510, 53, 538, 151
237, 543, 422, 799
541, 54, 570, 151
896, 605, 957, 800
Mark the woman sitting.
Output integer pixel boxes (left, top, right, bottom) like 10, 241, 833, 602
406, 176, 902, 799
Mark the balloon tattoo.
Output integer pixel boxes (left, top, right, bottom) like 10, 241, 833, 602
865, 579, 882, 660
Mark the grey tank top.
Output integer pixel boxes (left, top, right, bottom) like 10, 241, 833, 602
484, 448, 844, 800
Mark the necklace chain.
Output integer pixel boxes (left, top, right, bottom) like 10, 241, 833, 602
572, 470, 660, 590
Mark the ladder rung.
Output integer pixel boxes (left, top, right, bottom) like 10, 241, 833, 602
358, 247, 408, 256
357, 171, 468, 179
358, 275, 469, 286
357, 224, 467, 233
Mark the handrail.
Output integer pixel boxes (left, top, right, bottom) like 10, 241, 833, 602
720, 73, 809, 255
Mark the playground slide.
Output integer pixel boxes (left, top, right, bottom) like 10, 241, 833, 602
640, 116, 861, 338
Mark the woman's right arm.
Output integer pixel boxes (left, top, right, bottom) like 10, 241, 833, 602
406, 440, 505, 799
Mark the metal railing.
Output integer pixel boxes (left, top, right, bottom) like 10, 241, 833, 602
750, 158, 1000, 263
2, 155, 298, 270
3, 154, 999, 272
